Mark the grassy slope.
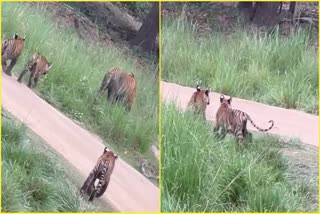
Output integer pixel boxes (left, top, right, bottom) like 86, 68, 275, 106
1, 115, 115, 212
2, 3, 158, 168
162, 17, 318, 114
161, 104, 318, 212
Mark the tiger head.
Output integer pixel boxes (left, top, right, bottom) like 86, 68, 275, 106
13, 32, 26, 41
103, 146, 118, 160
196, 85, 210, 105
219, 95, 232, 108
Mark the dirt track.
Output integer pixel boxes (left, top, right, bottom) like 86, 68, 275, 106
162, 81, 318, 147
2, 73, 159, 212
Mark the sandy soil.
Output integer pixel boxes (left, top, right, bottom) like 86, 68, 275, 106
162, 81, 318, 147
2, 73, 159, 212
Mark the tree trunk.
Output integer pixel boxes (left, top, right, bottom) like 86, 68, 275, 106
129, 2, 159, 54
289, 2, 296, 14
250, 2, 282, 27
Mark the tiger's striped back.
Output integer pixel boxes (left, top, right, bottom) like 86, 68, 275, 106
215, 95, 274, 143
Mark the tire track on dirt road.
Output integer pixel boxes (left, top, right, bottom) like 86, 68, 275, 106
2, 73, 159, 212
162, 81, 318, 147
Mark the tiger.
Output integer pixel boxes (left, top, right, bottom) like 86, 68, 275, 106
99, 67, 137, 111
2, 33, 26, 76
187, 85, 210, 120
214, 95, 274, 143
17, 52, 53, 88
80, 146, 118, 201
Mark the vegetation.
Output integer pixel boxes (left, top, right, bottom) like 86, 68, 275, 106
161, 104, 317, 212
2, 3, 158, 167
122, 2, 151, 17
1, 116, 111, 212
162, 17, 318, 114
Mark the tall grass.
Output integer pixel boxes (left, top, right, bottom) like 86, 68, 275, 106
161, 104, 316, 212
162, 17, 318, 114
2, 3, 158, 158
1, 118, 107, 212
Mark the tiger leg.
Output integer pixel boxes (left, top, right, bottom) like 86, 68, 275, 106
33, 73, 40, 88
89, 167, 109, 201
235, 126, 244, 144
27, 72, 35, 88
88, 178, 104, 201
247, 131, 253, 143
125, 103, 132, 111
242, 121, 250, 144
88, 189, 96, 201
107, 89, 116, 102
99, 74, 109, 93
213, 125, 226, 140
17, 69, 28, 83
5, 58, 17, 76
80, 171, 96, 197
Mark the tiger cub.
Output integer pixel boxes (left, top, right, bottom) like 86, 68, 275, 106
215, 95, 274, 143
17, 52, 52, 88
187, 85, 210, 119
2, 33, 26, 76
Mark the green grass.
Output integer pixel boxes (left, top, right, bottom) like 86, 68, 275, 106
162, 17, 318, 114
2, 3, 158, 165
1, 116, 111, 212
161, 104, 317, 212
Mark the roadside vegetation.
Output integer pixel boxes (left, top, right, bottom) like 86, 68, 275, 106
2, 3, 158, 168
1, 115, 114, 212
161, 104, 318, 212
162, 16, 318, 114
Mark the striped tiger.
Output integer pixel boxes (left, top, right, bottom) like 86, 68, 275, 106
99, 67, 137, 111
17, 52, 53, 88
214, 95, 274, 143
2, 33, 26, 76
80, 146, 118, 201
187, 85, 210, 119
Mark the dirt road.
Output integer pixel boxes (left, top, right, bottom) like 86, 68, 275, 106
2, 73, 159, 212
162, 82, 318, 147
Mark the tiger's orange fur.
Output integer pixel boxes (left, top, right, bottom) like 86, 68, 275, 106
17, 52, 52, 88
99, 67, 137, 111
187, 85, 210, 119
2, 33, 26, 76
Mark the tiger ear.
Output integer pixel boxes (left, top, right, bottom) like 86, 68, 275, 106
23, 36, 26, 41
220, 95, 224, 103
104, 147, 108, 153
228, 97, 232, 104
13, 33, 18, 39
196, 85, 200, 91
205, 89, 210, 96
114, 155, 118, 159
